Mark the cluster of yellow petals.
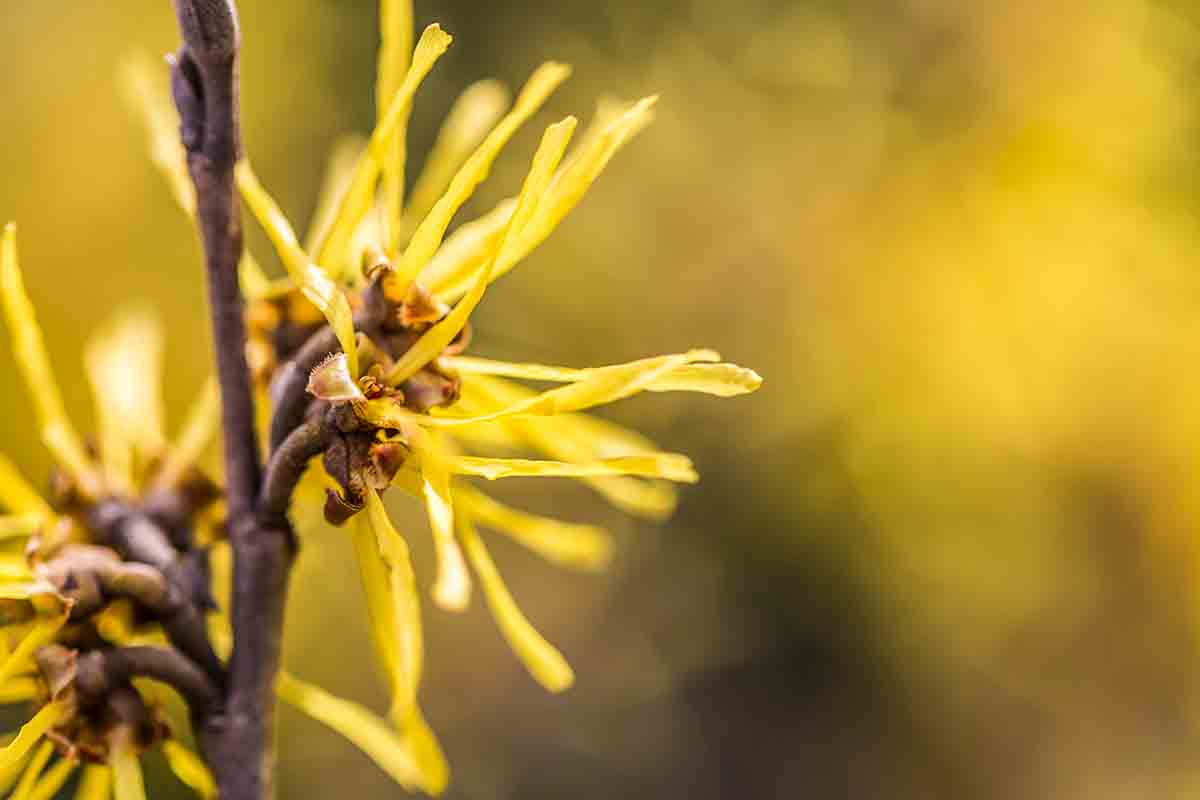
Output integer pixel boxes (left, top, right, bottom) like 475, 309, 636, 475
0, 0, 769, 796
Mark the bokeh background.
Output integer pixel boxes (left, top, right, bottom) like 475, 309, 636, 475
3, 0, 1200, 797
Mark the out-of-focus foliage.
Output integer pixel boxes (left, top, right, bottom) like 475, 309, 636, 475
2, 0, 1200, 798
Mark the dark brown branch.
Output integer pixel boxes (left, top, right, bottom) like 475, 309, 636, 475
260, 420, 326, 520
76, 646, 221, 714
171, 0, 258, 521
171, 3, 296, 798
78, 513, 226, 681
268, 326, 339, 454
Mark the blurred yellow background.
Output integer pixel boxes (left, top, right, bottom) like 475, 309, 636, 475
3, 0, 1200, 797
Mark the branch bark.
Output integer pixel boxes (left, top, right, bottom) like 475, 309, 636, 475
170, 2, 297, 798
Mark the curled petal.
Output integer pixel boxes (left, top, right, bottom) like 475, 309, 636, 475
452, 454, 697, 483
455, 486, 612, 571
433, 97, 657, 301
508, 97, 658, 267
385, 116, 577, 387
276, 671, 447, 795
421, 199, 514, 300
454, 376, 680, 520
317, 24, 454, 273
403, 81, 512, 237
304, 136, 368, 255
235, 161, 362, 378
0, 613, 67, 685
458, 512, 574, 692
376, 0, 415, 250
394, 61, 572, 288
405, 430, 472, 612
424, 351, 717, 428
357, 490, 424, 718
442, 355, 762, 398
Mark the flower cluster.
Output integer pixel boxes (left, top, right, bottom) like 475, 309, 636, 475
0, 0, 760, 796
0, 238, 223, 798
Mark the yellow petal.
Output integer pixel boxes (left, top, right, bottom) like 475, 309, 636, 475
384, 116, 577, 387
377, 0, 415, 251
0, 581, 57, 601
457, 513, 574, 692
451, 454, 698, 483
303, 136, 368, 255
500, 97, 657, 277
642, 362, 763, 396
455, 486, 611, 571
235, 162, 360, 377
0, 555, 33, 581
153, 376, 219, 491
433, 97, 657, 302
0, 736, 33, 795
421, 199, 515, 300
26, 751, 75, 800
402, 430, 471, 612
161, 741, 216, 800
75, 766, 112, 800
317, 24, 454, 273
0, 612, 67, 683
443, 355, 762, 397
403, 81, 512, 239
9, 739, 53, 800
109, 739, 145, 800
85, 309, 166, 493
395, 706, 448, 796
207, 542, 234, 661
355, 491, 424, 719
458, 376, 679, 520
0, 677, 40, 704
425, 351, 718, 427
394, 61, 572, 288
0, 514, 45, 540
0, 703, 65, 770
1, 224, 99, 496
94, 599, 136, 645
0, 456, 51, 518
276, 671, 447, 795
422, 475, 470, 612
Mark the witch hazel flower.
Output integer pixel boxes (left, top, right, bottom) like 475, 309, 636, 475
119, 0, 762, 793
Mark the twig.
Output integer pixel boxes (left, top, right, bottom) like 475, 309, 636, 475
170, 2, 296, 798
260, 420, 327, 520
268, 327, 339, 454
76, 646, 221, 714
71, 511, 226, 682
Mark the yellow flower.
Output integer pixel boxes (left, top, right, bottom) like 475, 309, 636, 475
124, 0, 761, 794
0, 224, 228, 798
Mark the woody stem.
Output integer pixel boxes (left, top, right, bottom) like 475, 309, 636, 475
170, 1, 295, 798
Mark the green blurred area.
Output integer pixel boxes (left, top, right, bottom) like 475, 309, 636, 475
4, 0, 1200, 797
